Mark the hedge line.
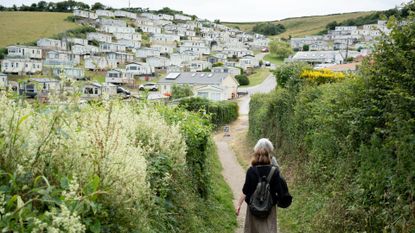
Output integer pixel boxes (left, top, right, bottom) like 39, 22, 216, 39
179, 97, 239, 127
249, 15, 415, 233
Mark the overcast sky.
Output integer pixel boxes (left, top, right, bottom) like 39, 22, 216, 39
0, 0, 409, 22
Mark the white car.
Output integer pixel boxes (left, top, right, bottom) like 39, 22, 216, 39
139, 83, 158, 91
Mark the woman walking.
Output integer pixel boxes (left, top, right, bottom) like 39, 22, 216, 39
236, 138, 292, 233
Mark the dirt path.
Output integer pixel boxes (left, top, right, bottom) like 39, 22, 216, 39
214, 74, 277, 232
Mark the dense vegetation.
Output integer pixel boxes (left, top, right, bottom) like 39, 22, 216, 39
0, 1, 90, 12
235, 74, 250, 86
179, 97, 239, 127
249, 11, 414, 233
252, 22, 286, 36
0, 95, 236, 232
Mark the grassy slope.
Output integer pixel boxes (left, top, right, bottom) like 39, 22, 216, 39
225, 11, 374, 38
0, 12, 79, 48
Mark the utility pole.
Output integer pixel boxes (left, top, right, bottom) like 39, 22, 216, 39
128, 0, 131, 8
345, 38, 349, 63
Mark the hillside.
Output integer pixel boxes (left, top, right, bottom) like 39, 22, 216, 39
0, 12, 79, 48
225, 11, 374, 38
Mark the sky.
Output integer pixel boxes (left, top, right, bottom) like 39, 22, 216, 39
0, 0, 410, 22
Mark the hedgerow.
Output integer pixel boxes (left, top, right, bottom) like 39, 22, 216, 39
249, 11, 415, 232
0, 96, 236, 232
179, 97, 239, 127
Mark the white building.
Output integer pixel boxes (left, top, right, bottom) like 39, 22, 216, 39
150, 44, 176, 54
100, 25, 135, 34
85, 56, 117, 70
7, 45, 42, 59
106, 52, 134, 65
114, 10, 137, 19
97, 18, 126, 27
290, 51, 345, 64
71, 45, 100, 55
37, 38, 67, 51
238, 55, 259, 70
135, 48, 160, 58
87, 32, 112, 43
117, 39, 141, 49
174, 14, 192, 21
105, 69, 130, 84
113, 32, 142, 41
1, 58, 42, 74
150, 33, 180, 45
44, 50, 81, 66
96, 9, 115, 18
126, 62, 152, 76
65, 37, 89, 46
146, 56, 171, 69
187, 60, 212, 72
170, 53, 198, 66
179, 40, 211, 55
158, 72, 239, 101
73, 10, 97, 20
140, 25, 162, 34
212, 66, 241, 76
52, 67, 85, 80
99, 42, 127, 53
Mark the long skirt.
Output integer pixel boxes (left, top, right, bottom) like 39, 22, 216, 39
244, 206, 277, 233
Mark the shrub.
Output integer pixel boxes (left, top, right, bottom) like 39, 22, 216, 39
300, 69, 346, 85
273, 62, 312, 88
252, 23, 286, 36
0, 96, 236, 232
249, 14, 415, 231
235, 74, 249, 86
171, 84, 193, 99
179, 97, 239, 127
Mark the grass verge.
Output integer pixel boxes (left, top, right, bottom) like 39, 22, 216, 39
264, 54, 284, 66
246, 68, 271, 87
201, 139, 238, 233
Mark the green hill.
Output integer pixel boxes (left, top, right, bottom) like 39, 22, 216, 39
0, 11, 79, 48
225, 11, 374, 39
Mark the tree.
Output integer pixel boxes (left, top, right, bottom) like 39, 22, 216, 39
171, 84, 193, 99
37, 1, 48, 11
91, 2, 105, 10
214, 19, 221, 24
302, 44, 310, 51
235, 75, 249, 86
269, 40, 293, 59
252, 23, 286, 36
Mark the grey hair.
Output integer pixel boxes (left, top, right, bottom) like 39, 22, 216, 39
254, 138, 279, 167
254, 138, 274, 153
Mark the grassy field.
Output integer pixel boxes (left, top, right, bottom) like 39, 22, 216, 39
246, 68, 271, 87
0, 12, 79, 48
263, 54, 284, 66
225, 11, 374, 38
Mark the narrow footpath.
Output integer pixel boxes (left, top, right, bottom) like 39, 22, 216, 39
214, 74, 276, 233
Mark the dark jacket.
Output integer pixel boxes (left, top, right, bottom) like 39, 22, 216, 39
242, 165, 292, 207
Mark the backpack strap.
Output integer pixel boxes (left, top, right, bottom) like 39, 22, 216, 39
266, 166, 277, 183
253, 166, 262, 182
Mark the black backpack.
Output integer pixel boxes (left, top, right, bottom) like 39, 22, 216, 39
248, 166, 277, 218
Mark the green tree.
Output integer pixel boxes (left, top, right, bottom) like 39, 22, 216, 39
269, 40, 293, 59
302, 44, 310, 51
171, 84, 193, 99
252, 23, 286, 36
91, 2, 105, 10
235, 74, 249, 86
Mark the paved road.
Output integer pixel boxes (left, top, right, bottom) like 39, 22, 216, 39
214, 73, 277, 233
238, 74, 277, 115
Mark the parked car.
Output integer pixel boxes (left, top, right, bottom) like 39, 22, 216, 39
261, 47, 269, 52
264, 61, 271, 67
139, 83, 158, 91
117, 86, 131, 95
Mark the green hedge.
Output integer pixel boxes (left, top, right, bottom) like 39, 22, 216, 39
249, 15, 415, 232
179, 97, 239, 126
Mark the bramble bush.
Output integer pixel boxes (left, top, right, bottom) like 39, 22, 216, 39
249, 10, 415, 232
